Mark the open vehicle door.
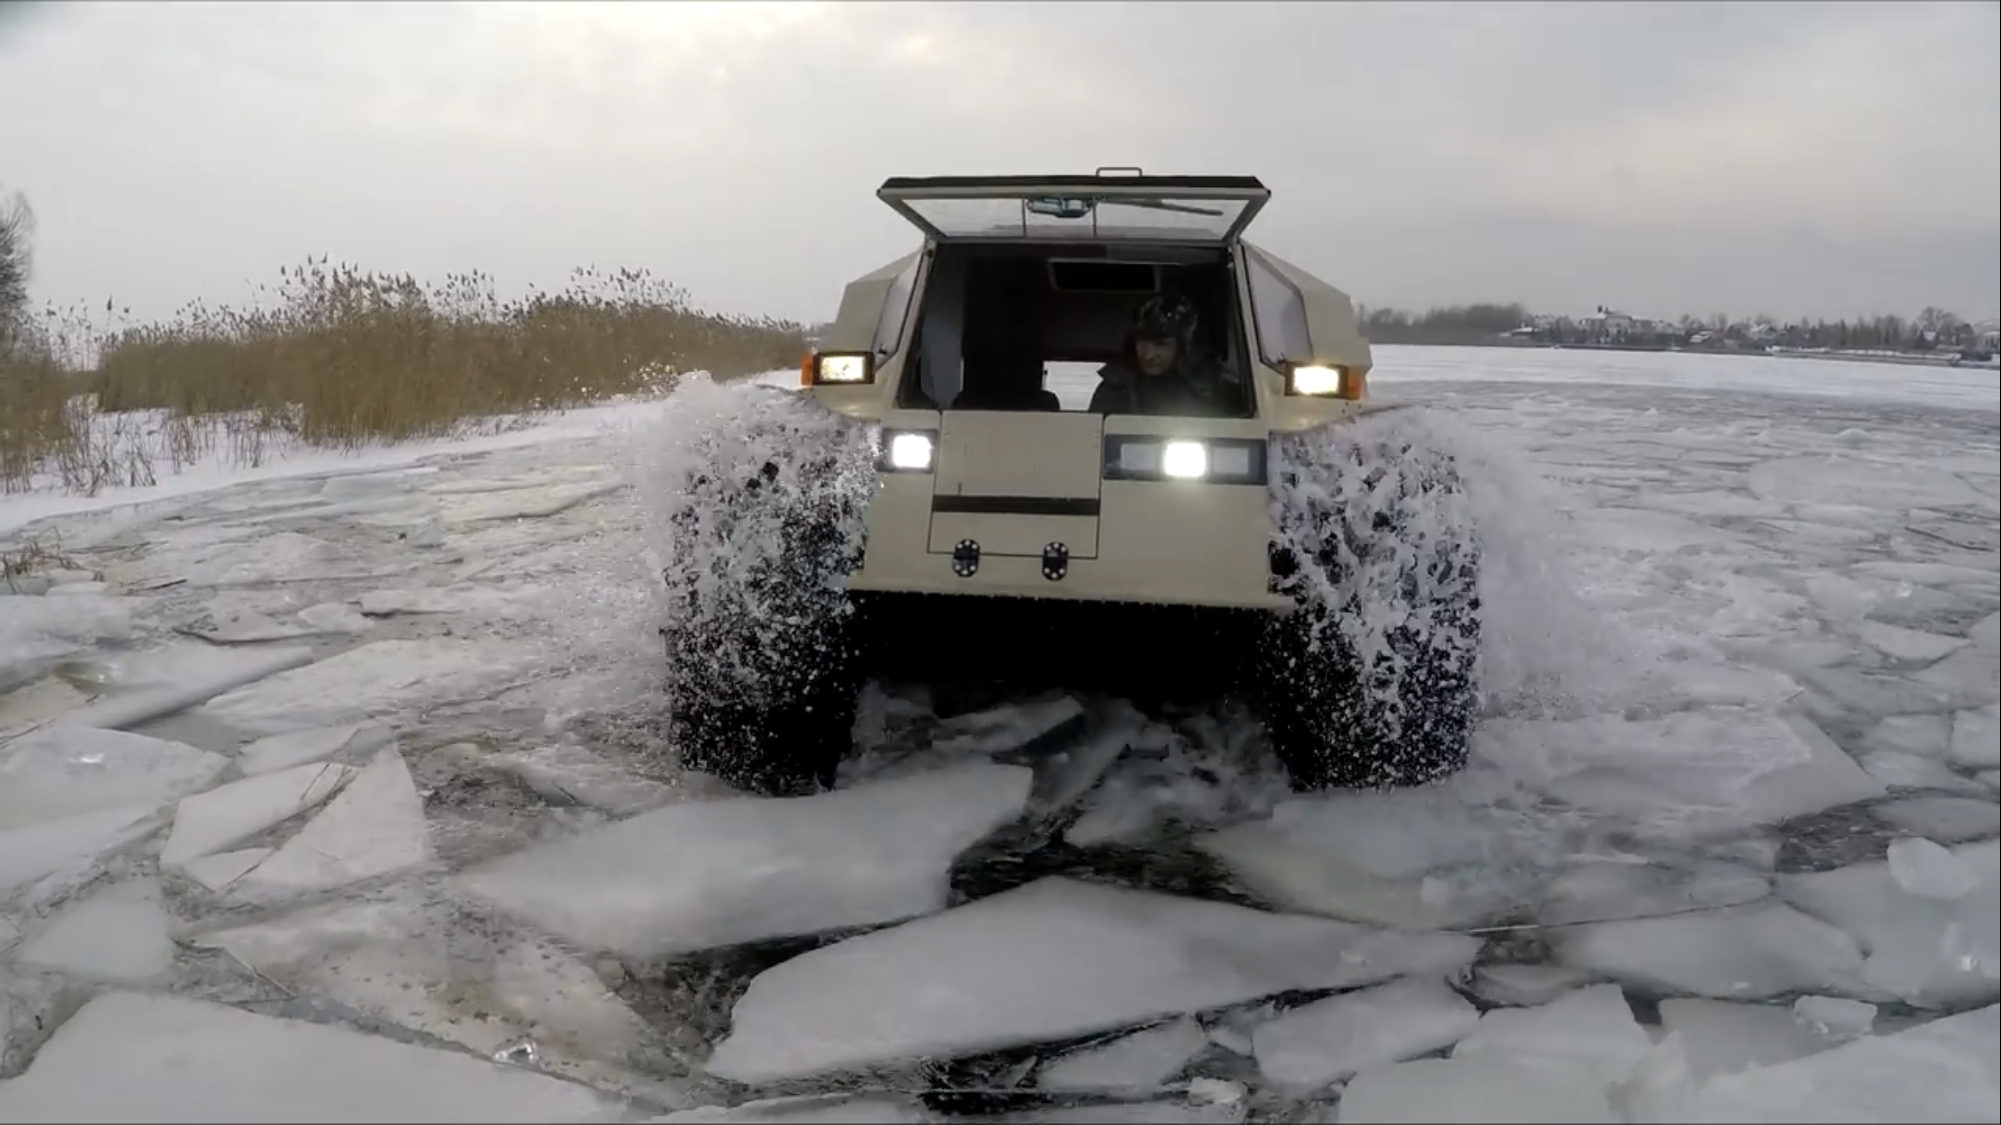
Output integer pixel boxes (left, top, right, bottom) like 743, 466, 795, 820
877, 169, 1271, 244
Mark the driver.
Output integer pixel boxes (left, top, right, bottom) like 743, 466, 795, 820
1088, 293, 1241, 415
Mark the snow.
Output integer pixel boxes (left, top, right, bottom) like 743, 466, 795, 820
0, 354, 1996, 1116
456, 760, 1033, 960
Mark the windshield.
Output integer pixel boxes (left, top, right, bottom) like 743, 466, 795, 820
901, 195, 1253, 242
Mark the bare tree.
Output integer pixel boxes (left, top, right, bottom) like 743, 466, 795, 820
0, 188, 34, 338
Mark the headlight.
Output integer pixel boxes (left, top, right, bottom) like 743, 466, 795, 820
878, 429, 935, 473
1161, 440, 1207, 479
812, 352, 874, 385
1287, 364, 1361, 398
887, 431, 934, 471
1104, 436, 1267, 484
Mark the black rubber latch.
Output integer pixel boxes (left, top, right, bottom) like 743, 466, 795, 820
1041, 542, 1070, 581
951, 539, 981, 578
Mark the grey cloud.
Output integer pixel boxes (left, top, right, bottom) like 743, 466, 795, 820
1, 0, 1993, 325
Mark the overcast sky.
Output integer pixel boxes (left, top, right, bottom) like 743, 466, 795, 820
2, 1, 1996, 326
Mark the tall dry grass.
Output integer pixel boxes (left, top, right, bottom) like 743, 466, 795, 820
0, 261, 807, 496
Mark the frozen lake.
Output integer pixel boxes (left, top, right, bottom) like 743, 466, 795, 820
0, 346, 1996, 1122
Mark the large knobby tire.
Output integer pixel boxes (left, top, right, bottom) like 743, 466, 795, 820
659, 425, 872, 797
1257, 430, 1482, 790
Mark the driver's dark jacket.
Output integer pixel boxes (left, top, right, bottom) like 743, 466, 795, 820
1088, 356, 1242, 416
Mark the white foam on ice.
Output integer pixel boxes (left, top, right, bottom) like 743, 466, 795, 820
459, 760, 1031, 960
703, 876, 1481, 1084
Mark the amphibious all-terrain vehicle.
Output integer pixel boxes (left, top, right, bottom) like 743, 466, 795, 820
660, 171, 1481, 796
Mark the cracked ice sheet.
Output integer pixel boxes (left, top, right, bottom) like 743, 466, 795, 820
702, 876, 1481, 1084
457, 761, 1033, 961
0, 991, 623, 1122
203, 637, 549, 736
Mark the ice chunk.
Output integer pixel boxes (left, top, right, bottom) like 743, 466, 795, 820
451, 741, 673, 817
1037, 1016, 1209, 1094
1335, 1054, 1613, 1123
1873, 796, 2001, 843
233, 750, 433, 900
1553, 901, 1869, 1000
1950, 704, 2000, 770
0, 991, 621, 1121
1972, 612, 2001, 652
1859, 750, 1987, 793
1536, 859, 1771, 926
1682, 1004, 1999, 1123
0, 593, 132, 694
235, 720, 395, 776
1749, 457, 1986, 510
197, 893, 652, 1091
1792, 995, 1875, 1041
1196, 781, 1547, 931
0, 726, 226, 831
160, 762, 352, 870
1471, 964, 1598, 1008
57, 643, 318, 731
1656, 998, 1834, 1082
460, 761, 1031, 961
177, 847, 271, 892
1917, 648, 2001, 698
14, 878, 174, 983
703, 876, 1481, 1084
1862, 714, 1952, 758
1859, 621, 1968, 663
1887, 837, 1980, 900
650, 1094, 933, 1123
1782, 839, 1999, 1008
1252, 977, 1481, 1092
204, 638, 541, 736
0, 803, 162, 895
1477, 709, 1885, 838
1450, 984, 1652, 1085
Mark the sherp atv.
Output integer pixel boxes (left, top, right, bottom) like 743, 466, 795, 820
659, 171, 1481, 797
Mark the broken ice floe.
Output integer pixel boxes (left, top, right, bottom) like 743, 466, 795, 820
0, 726, 225, 831
12, 878, 175, 984
0, 991, 624, 1121
227, 749, 434, 901
158, 761, 353, 872
1781, 838, 1998, 1008
204, 637, 542, 736
1035, 1015, 1209, 1095
701, 876, 1481, 1084
458, 761, 1032, 961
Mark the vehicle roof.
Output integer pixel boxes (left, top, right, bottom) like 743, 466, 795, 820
878, 174, 1269, 193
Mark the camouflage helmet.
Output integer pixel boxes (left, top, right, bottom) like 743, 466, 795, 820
1132, 292, 1197, 345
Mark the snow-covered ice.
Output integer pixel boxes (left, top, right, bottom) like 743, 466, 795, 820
0, 352, 1994, 1117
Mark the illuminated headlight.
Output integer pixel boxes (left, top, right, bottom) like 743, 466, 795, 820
887, 431, 934, 471
814, 353, 873, 385
1161, 440, 1207, 479
878, 429, 935, 473
1288, 364, 1347, 396
1105, 436, 1267, 484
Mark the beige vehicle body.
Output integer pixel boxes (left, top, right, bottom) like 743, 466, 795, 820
801, 172, 1385, 613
